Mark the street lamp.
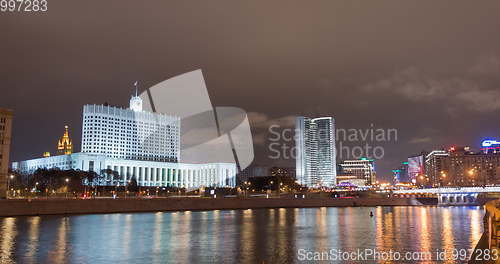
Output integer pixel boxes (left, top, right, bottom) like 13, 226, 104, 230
65, 178, 69, 198
126, 180, 131, 197
6, 174, 14, 198
33, 182, 39, 197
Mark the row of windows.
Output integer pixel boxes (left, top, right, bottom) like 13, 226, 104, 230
83, 124, 178, 131
84, 116, 178, 127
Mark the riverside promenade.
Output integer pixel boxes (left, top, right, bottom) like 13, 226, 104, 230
0, 197, 432, 217
470, 200, 500, 264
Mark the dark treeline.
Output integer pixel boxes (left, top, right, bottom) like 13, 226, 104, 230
7, 168, 229, 198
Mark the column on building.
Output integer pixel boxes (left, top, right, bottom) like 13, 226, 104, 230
139, 167, 143, 185
173, 169, 177, 187
151, 167, 155, 186
145, 167, 150, 186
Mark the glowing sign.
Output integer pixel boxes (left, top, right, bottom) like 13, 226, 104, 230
408, 156, 424, 182
482, 140, 500, 147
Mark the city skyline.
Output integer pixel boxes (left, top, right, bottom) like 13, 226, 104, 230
12, 76, 239, 189
2, 2, 500, 263
3, 1, 500, 181
7, 94, 495, 183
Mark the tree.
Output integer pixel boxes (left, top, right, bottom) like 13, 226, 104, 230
128, 176, 139, 193
101, 169, 121, 186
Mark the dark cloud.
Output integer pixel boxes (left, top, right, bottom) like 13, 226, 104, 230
360, 56, 500, 113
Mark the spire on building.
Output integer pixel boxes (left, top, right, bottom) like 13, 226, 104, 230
130, 81, 143, 112
57, 125, 73, 155
134, 80, 138, 97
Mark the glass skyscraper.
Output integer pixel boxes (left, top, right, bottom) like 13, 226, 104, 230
295, 116, 336, 187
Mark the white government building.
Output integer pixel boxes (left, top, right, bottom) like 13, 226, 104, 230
12, 93, 237, 188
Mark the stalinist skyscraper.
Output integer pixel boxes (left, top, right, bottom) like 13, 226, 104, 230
57, 125, 73, 155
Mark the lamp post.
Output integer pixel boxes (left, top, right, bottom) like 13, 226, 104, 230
34, 182, 39, 198
7, 174, 14, 198
65, 178, 69, 198
126, 180, 131, 197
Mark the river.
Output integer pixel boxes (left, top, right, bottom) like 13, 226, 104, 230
0, 206, 484, 263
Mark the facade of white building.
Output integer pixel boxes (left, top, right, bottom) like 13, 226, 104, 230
12, 94, 237, 188
295, 116, 336, 187
82, 103, 180, 162
12, 153, 236, 187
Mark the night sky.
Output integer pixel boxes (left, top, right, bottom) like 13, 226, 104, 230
2, 1, 500, 181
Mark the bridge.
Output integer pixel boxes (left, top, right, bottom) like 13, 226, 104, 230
393, 187, 500, 206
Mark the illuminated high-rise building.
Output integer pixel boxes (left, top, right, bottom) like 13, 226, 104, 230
81, 94, 180, 162
57, 125, 73, 155
0, 108, 13, 199
443, 146, 500, 186
338, 158, 376, 186
425, 150, 449, 187
295, 116, 336, 187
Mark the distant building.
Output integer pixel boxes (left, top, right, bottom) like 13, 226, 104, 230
236, 165, 270, 183
57, 125, 73, 155
295, 116, 336, 187
13, 92, 236, 188
0, 108, 13, 199
443, 146, 500, 186
237, 166, 295, 185
425, 150, 449, 187
392, 169, 401, 184
338, 158, 376, 186
270, 167, 295, 179
402, 162, 409, 182
336, 175, 367, 187
394, 161, 409, 183
408, 152, 426, 185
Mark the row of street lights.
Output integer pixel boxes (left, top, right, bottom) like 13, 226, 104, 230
5, 174, 70, 198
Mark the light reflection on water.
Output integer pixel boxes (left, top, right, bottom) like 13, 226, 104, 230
0, 206, 484, 263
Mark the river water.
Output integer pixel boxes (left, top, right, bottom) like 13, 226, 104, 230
0, 206, 484, 263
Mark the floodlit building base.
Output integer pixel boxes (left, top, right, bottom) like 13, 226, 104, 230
12, 153, 237, 188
